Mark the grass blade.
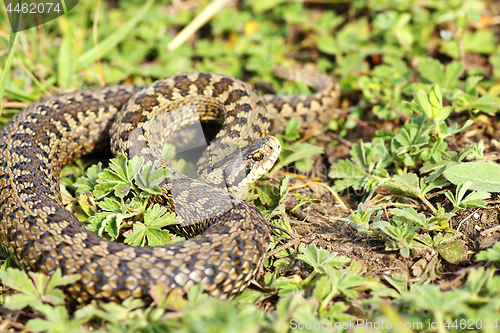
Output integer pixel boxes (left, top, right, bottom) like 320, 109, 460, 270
0, 31, 18, 115
77, 0, 155, 67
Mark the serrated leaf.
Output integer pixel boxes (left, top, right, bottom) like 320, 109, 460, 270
144, 205, 176, 228
296, 244, 350, 271
87, 212, 122, 239
0, 268, 38, 298
98, 197, 122, 213
135, 160, 169, 197
4, 293, 38, 310
45, 269, 81, 291
381, 173, 420, 197
104, 213, 123, 239
329, 159, 365, 179
124, 222, 147, 246
74, 163, 103, 196
444, 162, 500, 192
146, 228, 174, 246
94, 154, 143, 198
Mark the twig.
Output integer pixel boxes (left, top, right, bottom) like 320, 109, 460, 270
256, 238, 301, 280
269, 221, 297, 239
167, 0, 234, 51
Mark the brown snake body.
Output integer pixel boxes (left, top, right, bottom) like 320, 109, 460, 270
0, 69, 339, 304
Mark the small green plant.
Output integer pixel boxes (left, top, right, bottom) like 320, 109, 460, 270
291, 193, 321, 212
373, 212, 420, 258
0, 268, 94, 333
444, 181, 490, 213
340, 202, 382, 235
71, 154, 180, 246
476, 242, 500, 262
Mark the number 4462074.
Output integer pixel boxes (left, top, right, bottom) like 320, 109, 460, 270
444, 319, 498, 330
6, 2, 61, 14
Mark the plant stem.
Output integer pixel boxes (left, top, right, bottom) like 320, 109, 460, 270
0, 31, 18, 116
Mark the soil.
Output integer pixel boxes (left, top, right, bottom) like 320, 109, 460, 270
261, 114, 500, 298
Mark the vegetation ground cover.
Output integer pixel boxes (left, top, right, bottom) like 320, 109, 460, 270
1, 0, 500, 332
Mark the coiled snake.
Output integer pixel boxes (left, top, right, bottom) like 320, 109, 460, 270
0, 69, 339, 304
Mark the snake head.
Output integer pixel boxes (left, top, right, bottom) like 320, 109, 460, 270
197, 136, 281, 194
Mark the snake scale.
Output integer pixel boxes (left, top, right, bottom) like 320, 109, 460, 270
0, 68, 339, 305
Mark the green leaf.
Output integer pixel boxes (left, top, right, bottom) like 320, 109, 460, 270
144, 205, 176, 229
476, 242, 500, 262
443, 61, 464, 89
252, 0, 287, 13
87, 212, 123, 240
418, 58, 443, 86
282, 118, 301, 142
444, 162, 500, 192
146, 228, 174, 247
296, 244, 350, 272
135, 160, 169, 198
0, 268, 38, 299
316, 35, 340, 55
271, 143, 323, 174
413, 90, 432, 117
99, 197, 122, 213
436, 240, 467, 264
94, 154, 143, 198
124, 222, 147, 247
45, 269, 81, 291
437, 105, 453, 121
470, 95, 500, 115
74, 163, 103, 196
389, 208, 426, 227
124, 205, 176, 247
428, 84, 443, 113
104, 213, 123, 240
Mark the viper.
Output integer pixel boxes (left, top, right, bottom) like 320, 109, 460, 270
0, 68, 339, 304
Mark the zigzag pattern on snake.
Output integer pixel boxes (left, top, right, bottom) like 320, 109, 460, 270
0, 69, 339, 304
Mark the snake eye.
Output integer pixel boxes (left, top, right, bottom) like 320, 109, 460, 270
252, 152, 264, 161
